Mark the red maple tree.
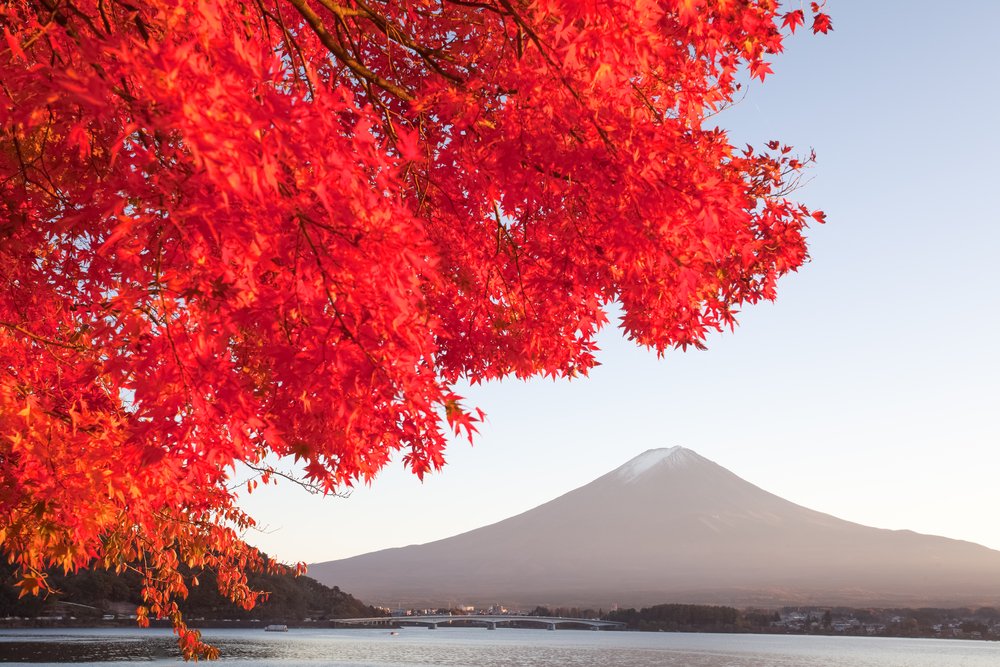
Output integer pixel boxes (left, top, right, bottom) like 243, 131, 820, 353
1, 0, 828, 658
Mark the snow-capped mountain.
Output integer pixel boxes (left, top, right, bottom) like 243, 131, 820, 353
309, 447, 1000, 608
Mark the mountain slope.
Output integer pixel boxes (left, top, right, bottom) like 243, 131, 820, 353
310, 447, 1000, 608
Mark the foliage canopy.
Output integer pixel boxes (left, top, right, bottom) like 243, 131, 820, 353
0, 0, 827, 657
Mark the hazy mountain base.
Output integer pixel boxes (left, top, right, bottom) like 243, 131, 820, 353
0, 559, 380, 624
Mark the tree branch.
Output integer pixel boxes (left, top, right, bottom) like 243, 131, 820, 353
286, 0, 415, 102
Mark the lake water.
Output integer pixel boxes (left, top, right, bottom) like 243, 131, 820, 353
2, 627, 999, 666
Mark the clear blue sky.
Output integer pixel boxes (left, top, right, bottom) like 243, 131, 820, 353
240, 2, 1000, 565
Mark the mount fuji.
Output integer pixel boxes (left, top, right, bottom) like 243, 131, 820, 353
309, 447, 1000, 608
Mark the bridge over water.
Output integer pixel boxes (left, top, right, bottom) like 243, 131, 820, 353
335, 614, 627, 631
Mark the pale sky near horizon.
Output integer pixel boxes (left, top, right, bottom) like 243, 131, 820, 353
239, 2, 1000, 566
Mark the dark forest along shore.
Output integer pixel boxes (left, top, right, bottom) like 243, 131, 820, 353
3, 627, 1000, 666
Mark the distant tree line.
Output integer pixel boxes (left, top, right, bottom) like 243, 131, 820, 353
0, 559, 379, 623
528, 606, 603, 619
605, 603, 777, 632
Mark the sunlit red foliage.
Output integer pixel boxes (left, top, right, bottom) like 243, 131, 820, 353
1, 0, 825, 658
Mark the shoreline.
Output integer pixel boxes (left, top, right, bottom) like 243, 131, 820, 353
1, 619, 997, 643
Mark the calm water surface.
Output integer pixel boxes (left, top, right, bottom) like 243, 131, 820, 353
1, 627, 998, 666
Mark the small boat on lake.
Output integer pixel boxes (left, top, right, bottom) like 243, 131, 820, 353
264, 624, 289, 632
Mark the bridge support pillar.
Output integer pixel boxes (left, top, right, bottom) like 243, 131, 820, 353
547, 623, 556, 631
488, 622, 497, 630
427, 623, 437, 630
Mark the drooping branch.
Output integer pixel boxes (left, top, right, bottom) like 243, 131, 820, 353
239, 461, 352, 497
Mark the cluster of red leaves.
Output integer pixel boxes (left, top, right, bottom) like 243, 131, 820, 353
0, 0, 826, 659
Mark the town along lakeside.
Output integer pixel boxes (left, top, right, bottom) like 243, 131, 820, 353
3, 561, 999, 641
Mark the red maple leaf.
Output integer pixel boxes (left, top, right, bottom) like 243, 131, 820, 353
781, 10, 805, 34
812, 12, 833, 34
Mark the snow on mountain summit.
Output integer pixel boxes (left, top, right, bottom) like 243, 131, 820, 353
613, 446, 698, 483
